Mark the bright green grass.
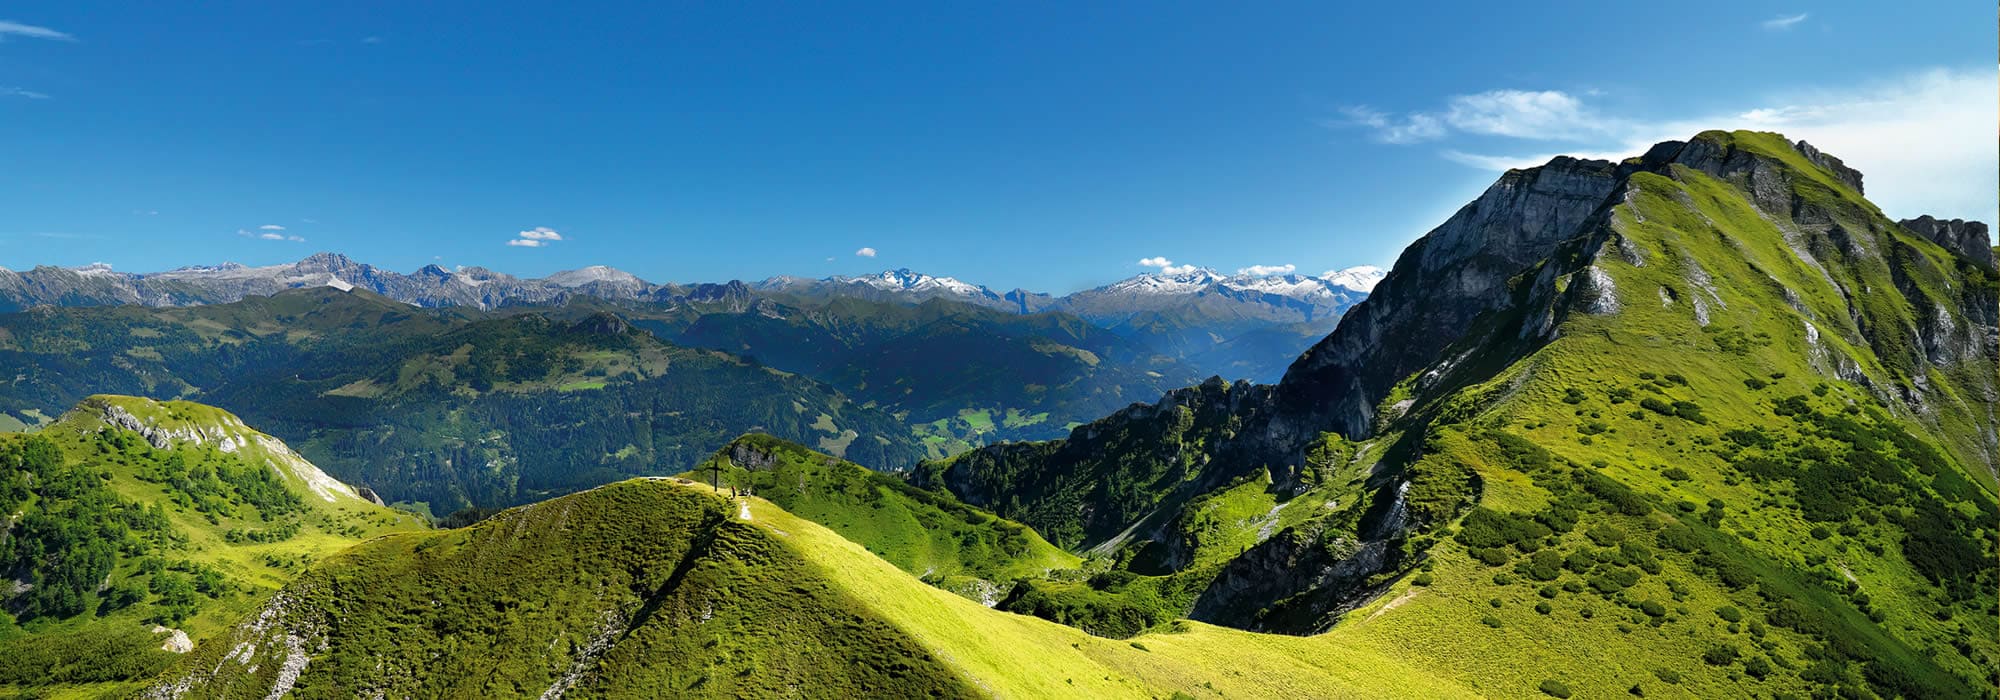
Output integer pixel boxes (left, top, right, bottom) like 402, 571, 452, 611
703, 435, 1077, 585
1343, 135, 1997, 697
746, 488, 1481, 699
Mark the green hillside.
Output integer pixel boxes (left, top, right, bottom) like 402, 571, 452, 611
0, 396, 423, 697
696, 434, 1079, 601
150, 477, 1479, 699
918, 131, 1999, 697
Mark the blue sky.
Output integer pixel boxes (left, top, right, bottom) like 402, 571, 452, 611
1, 2, 1993, 293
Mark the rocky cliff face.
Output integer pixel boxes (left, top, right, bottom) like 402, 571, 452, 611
1900, 215, 1996, 269
1275, 156, 1627, 440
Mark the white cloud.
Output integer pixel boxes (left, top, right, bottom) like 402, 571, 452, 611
518, 226, 562, 241
1236, 264, 1296, 277
0, 20, 74, 41
259, 224, 286, 231
259, 233, 285, 240
287, 235, 305, 242
855, 247, 877, 257
1138, 256, 1202, 275
1762, 13, 1808, 30
361, 35, 383, 44
1, 87, 50, 100
1346, 90, 1614, 144
1430, 66, 1998, 226
507, 239, 547, 248
1443, 90, 1609, 141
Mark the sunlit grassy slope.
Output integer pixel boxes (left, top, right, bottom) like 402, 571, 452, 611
742, 489, 1480, 699
156, 477, 1476, 698
1318, 131, 1997, 698
699, 434, 1078, 589
0, 395, 422, 698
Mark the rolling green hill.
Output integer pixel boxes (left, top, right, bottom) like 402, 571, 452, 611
917, 131, 1999, 697
0, 396, 424, 697
695, 434, 1079, 601
146, 477, 1480, 699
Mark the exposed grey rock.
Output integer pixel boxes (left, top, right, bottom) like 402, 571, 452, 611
1900, 215, 1995, 269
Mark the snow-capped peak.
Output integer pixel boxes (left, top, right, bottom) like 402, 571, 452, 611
1319, 265, 1386, 293
544, 265, 643, 287
843, 268, 987, 297
1102, 267, 1223, 295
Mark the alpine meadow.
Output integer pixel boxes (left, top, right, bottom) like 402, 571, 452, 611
1, 4, 1994, 699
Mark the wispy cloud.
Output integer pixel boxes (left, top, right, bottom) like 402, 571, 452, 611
259, 224, 286, 231
0, 20, 74, 42
1400, 66, 1999, 225
361, 36, 383, 45
1442, 90, 1611, 140
1761, 13, 1808, 31
239, 228, 305, 242
855, 246, 877, 257
1335, 106, 1445, 144
1, 87, 50, 100
507, 239, 547, 247
1236, 264, 1296, 277
1340, 89, 1615, 144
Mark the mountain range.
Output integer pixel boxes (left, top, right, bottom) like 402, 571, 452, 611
0, 253, 1381, 328
1, 255, 1382, 386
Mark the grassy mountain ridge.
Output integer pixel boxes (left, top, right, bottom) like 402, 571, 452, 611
150, 476, 1481, 699
695, 434, 1079, 600
1, 395, 422, 696
916, 131, 1998, 697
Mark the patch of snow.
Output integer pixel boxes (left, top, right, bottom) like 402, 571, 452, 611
323, 275, 354, 292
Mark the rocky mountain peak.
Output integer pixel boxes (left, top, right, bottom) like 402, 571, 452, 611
294, 252, 362, 275
1900, 215, 1995, 268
